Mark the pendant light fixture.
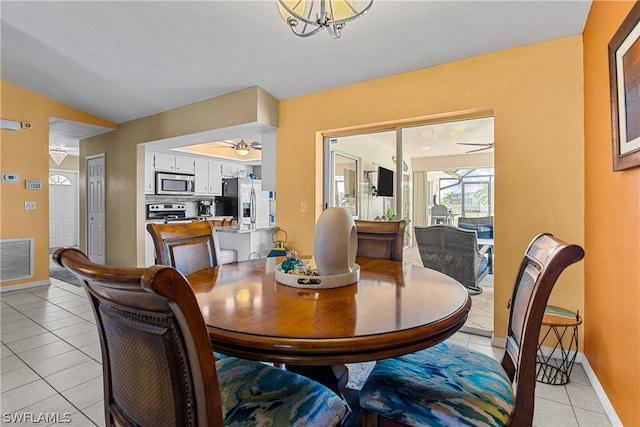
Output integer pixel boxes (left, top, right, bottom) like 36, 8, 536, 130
277, 0, 373, 39
49, 149, 67, 166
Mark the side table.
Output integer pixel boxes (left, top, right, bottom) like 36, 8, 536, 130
536, 305, 582, 385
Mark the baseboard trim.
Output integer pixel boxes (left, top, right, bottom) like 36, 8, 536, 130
460, 325, 492, 337
0, 279, 51, 293
581, 356, 623, 426
491, 335, 506, 348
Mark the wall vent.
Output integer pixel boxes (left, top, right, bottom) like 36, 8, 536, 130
0, 238, 34, 281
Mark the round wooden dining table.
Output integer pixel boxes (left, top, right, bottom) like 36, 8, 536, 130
187, 256, 471, 367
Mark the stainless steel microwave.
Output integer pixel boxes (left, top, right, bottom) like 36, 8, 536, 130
155, 172, 195, 196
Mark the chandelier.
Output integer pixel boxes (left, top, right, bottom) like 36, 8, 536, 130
277, 0, 373, 39
49, 149, 67, 166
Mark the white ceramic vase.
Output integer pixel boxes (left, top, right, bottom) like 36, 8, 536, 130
313, 207, 358, 276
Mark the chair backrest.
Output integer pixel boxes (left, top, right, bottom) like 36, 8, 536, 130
147, 221, 222, 276
431, 204, 448, 216
207, 219, 226, 227
458, 216, 494, 226
414, 225, 485, 288
52, 247, 223, 427
355, 220, 405, 261
431, 204, 449, 224
501, 233, 584, 425
206, 218, 237, 227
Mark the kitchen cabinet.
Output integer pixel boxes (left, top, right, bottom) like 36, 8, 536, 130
221, 163, 253, 178
221, 163, 238, 177
153, 152, 195, 174
194, 158, 222, 195
144, 151, 155, 194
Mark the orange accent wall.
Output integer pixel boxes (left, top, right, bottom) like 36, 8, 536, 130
0, 81, 115, 288
584, 2, 640, 425
278, 36, 585, 355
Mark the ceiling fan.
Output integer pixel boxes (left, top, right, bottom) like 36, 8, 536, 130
217, 139, 262, 157
457, 141, 494, 153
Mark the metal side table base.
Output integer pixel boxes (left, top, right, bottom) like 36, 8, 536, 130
536, 305, 582, 385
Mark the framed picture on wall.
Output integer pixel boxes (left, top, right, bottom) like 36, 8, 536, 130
609, 2, 640, 171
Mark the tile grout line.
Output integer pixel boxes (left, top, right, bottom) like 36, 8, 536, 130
2, 284, 101, 425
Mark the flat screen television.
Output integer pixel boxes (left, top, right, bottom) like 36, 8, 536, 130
377, 166, 394, 197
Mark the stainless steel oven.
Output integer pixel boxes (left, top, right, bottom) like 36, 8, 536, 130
155, 172, 195, 196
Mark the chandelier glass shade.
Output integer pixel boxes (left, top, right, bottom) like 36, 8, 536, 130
49, 149, 67, 166
277, 0, 373, 39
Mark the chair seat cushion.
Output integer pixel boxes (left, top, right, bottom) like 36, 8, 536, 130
217, 357, 346, 426
359, 342, 514, 427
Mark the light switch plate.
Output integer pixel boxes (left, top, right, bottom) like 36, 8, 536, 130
25, 201, 36, 210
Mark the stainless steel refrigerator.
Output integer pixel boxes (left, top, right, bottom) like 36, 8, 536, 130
215, 178, 269, 227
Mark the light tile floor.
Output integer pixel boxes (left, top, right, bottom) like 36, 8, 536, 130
1, 276, 612, 426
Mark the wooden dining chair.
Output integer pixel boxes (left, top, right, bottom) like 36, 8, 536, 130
146, 221, 222, 276
359, 233, 584, 427
53, 247, 346, 427
355, 220, 405, 262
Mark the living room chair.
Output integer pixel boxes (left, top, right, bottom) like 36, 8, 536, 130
355, 219, 406, 262
359, 233, 584, 427
414, 224, 491, 295
458, 215, 494, 239
53, 247, 346, 427
430, 204, 450, 225
147, 221, 225, 275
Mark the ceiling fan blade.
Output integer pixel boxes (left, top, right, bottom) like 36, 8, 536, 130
250, 141, 262, 148
457, 142, 493, 147
466, 146, 492, 153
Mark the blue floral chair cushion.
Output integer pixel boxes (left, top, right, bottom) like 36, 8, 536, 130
217, 357, 346, 426
359, 342, 514, 427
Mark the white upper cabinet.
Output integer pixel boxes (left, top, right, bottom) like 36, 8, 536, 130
153, 152, 195, 174
194, 158, 222, 195
175, 156, 195, 174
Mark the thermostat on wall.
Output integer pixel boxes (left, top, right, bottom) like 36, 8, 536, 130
2, 173, 19, 183
26, 179, 42, 190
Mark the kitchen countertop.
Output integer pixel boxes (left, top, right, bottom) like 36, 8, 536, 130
215, 225, 278, 234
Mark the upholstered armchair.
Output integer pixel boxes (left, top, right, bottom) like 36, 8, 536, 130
414, 225, 491, 295
458, 215, 494, 239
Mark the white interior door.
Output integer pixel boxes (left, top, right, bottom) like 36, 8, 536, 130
87, 155, 106, 264
49, 171, 78, 248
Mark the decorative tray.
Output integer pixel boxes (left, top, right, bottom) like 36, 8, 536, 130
275, 263, 360, 289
